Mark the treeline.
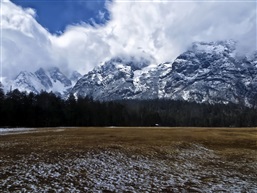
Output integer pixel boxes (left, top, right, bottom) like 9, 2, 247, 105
0, 88, 256, 127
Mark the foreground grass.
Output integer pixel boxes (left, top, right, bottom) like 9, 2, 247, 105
1, 127, 256, 158
0, 127, 256, 192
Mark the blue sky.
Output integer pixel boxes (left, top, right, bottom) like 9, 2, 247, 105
11, 0, 111, 34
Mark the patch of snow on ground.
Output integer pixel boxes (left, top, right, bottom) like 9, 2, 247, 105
0, 128, 36, 135
0, 144, 256, 192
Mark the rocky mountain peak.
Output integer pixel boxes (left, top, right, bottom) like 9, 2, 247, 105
35, 68, 52, 89
70, 71, 82, 82
48, 67, 72, 87
7, 67, 78, 96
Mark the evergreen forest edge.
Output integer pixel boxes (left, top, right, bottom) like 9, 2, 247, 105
0, 88, 256, 127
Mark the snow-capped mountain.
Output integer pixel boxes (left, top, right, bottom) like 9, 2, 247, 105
72, 40, 257, 106
72, 56, 155, 100
6, 67, 82, 96
161, 40, 257, 105
71, 57, 173, 100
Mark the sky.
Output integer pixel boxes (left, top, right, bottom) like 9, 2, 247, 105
0, 0, 256, 80
10, 0, 110, 34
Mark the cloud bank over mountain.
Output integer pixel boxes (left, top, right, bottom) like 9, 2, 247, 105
1, 0, 256, 79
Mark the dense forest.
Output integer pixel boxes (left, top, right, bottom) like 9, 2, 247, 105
0, 87, 256, 127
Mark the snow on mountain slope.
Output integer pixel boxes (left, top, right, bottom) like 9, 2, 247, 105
48, 67, 72, 87
7, 67, 81, 96
12, 71, 45, 94
162, 40, 257, 105
72, 56, 173, 101
35, 68, 53, 89
72, 40, 257, 106
72, 56, 155, 100
70, 71, 82, 83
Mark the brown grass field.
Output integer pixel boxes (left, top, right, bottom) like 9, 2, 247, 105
0, 127, 256, 192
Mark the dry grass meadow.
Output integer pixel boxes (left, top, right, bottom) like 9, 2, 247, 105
0, 127, 256, 192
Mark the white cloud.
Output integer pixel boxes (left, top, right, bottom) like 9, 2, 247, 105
24, 7, 36, 17
1, 0, 54, 79
1, 0, 256, 80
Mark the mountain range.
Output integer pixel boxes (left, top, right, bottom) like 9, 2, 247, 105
2, 67, 82, 96
72, 40, 257, 106
2, 40, 257, 106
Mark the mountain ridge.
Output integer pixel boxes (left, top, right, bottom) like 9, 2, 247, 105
2, 40, 257, 107
72, 40, 257, 106
3, 67, 82, 96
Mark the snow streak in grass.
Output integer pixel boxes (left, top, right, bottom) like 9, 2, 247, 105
1, 144, 256, 192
